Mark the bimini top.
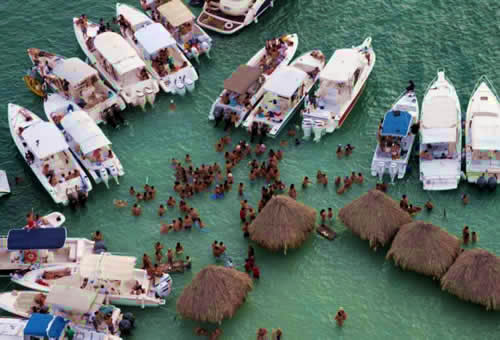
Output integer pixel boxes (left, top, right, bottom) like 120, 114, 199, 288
320, 49, 363, 84
158, 0, 195, 27
381, 110, 412, 137
22, 121, 69, 159
24, 313, 69, 339
224, 65, 262, 94
263, 66, 307, 98
80, 254, 136, 281
118, 3, 152, 31
7, 227, 67, 250
52, 58, 98, 86
471, 114, 500, 151
135, 23, 177, 57
47, 285, 105, 313
61, 110, 111, 154
94, 32, 145, 75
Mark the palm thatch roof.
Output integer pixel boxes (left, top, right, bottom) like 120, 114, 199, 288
176, 265, 253, 323
338, 190, 412, 250
441, 249, 500, 310
248, 195, 316, 252
386, 221, 461, 278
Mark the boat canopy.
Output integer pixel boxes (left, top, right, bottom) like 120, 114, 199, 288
381, 110, 412, 137
21, 121, 69, 159
320, 49, 362, 84
24, 313, 69, 338
7, 227, 67, 250
223, 65, 262, 94
80, 254, 136, 281
47, 285, 105, 313
135, 23, 177, 58
263, 66, 307, 98
52, 58, 98, 86
119, 4, 152, 31
421, 96, 458, 143
94, 32, 145, 75
0, 170, 10, 195
471, 115, 500, 150
61, 110, 111, 154
158, 0, 195, 27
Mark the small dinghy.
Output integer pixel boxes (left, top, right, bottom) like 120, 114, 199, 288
23, 75, 45, 97
24, 212, 65, 229
0, 170, 10, 197
317, 225, 336, 240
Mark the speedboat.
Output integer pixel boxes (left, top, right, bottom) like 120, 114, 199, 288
370, 86, 419, 182
419, 70, 462, 191
208, 34, 298, 126
243, 50, 326, 137
44, 94, 125, 188
465, 76, 500, 189
302, 37, 376, 141
198, 0, 274, 35
24, 212, 66, 229
73, 17, 159, 108
0, 170, 10, 197
152, 0, 213, 61
26, 48, 126, 125
0, 314, 122, 340
12, 254, 172, 308
8, 104, 92, 205
116, 3, 198, 95
0, 228, 95, 272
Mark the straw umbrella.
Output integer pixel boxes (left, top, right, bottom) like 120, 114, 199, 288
176, 265, 253, 323
441, 249, 500, 310
338, 190, 412, 250
248, 195, 316, 253
386, 221, 461, 279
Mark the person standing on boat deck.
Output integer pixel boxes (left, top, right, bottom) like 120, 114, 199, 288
406, 80, 415, 92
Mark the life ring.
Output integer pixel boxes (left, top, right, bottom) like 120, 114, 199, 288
224, 22, 234, 30
24, 250, 38, 263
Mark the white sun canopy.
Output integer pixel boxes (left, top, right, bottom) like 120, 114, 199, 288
94, 32, 145, 75
119, 4, 152, 31
135, 23, 176, 57
263, 66, 307, 98
80, 254, 136, 281
158, 0, 195, 27
60, 110, 111, 154
471, 115, 500, 150
47, 285, 104, 313
52, 58, 98, 86
22, 121, 69, 159
320, 49, 362, 83
420, 96, 458, 144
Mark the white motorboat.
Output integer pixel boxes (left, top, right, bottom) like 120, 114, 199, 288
243, 50, 326, 137
44, 94, 125, 188
208, 34, 298, 126
12, 255, 172, 308
24, 212, 65, 229
73, 17, 159, 108
197, 0, 275, 35
419, 70, 462, 191
0, 314, 122, 340
116, 3, 198, 95
0, 227, 95, 272
370, 86, 419, 182
0, 170, 10, 197
302, 37, 376, 142
152, 0, 213, 61
465, 76, 500, 189
26, 48, 126, 125
8, 104, 92, 205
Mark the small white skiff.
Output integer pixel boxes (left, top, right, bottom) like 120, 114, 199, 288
24, 212, 65, 229
0, 170, 10, 197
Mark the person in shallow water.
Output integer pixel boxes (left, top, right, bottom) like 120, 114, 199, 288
462, 225, 470, 244
425, 200, 433, 212
472, 231, 478, 243
334, 307, 347, 326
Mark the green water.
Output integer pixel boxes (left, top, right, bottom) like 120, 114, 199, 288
1, 0, 500, 338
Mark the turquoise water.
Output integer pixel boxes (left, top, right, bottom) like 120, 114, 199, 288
1, 0, 500, 338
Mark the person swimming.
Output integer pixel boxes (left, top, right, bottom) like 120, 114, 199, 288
425, 200, 433, 211
334, 307, 347, 326
471, 231, 478, 243
462, 225, 470, 244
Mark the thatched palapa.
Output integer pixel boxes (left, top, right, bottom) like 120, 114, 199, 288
441, 249, 500, 310
338, 190, 411, 250
248, 195, 316, 252
386, 221, 461, 278
176, 265, 253, 323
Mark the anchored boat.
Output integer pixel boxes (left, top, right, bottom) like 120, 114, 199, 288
0, 170, 10, 197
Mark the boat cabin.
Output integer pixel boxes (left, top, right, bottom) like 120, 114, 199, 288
377, 110, 413, 160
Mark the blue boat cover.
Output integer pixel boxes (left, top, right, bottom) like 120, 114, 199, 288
24, 313, 69, 338
381, 110, 412, 137
7, 227, 67, 250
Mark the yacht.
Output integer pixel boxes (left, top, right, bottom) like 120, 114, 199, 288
8, 104, 92, 205
419, 70, 462, 190
302, 37, 376, 141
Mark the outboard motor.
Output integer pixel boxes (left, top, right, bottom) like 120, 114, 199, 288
477, 175, 487, 190
487, 176, 497, 191
69, 197, 78, 209
103, 108, 117, 128
376, 162, 386, 181
153, 274, 173, 298
145, 87, 155, 106
99, 168, 110, 188
389, 163, 398, 183
201, 41, 210, 58
191, 46, 200, 63
136, 90, 146, 110
302, 118, 312, 140
77, 190, 87, 207
312, 120, 325, 143
119, 319, 133, 336
175, 77, 186, 96
113, 105, 125, 125
108, 165, 120, 185
185, 78, 195, 93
